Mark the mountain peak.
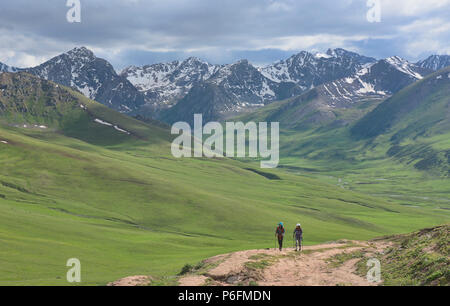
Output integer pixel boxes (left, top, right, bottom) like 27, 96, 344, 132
417, 54, 450, 71
24, 46, 146, 113
66, 46, 95, 60
326, 48, 343, 57
183, 56, 204, 64
326, 48, 355, 57
385, 55, 406, 63
382, 56, 424, 79
234, 59, 250, 65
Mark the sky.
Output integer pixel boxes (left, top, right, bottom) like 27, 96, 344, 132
0, 0, 449, 70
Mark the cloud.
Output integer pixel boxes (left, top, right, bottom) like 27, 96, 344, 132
398, 18, 450, 57
0, 0, 448, 68
380, 0, 450, 17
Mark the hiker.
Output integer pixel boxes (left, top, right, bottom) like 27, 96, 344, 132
293, 223, 303, 251
275, 222, 285, 251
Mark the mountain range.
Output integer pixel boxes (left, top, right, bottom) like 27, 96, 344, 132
0, 47, 449, 124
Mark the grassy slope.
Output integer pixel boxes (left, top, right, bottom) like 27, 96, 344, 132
353, 225, 450, 286
0, 72, 448, 285
234, 88, 383, 131
351, 67, 450, 140
380, 225, 449, 286
233, 68, 450, 209
0, 72, 170, 147
1, 124, 448, 285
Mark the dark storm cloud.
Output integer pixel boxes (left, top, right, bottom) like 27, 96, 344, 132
0, 0, 449, 69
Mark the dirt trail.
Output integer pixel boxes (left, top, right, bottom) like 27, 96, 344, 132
109, 239, 391, 286
178, 240, 391, 286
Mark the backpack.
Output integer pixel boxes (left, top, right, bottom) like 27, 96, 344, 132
276, 226, 285, 235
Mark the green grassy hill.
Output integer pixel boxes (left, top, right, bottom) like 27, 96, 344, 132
1, 73, 448, 285
233, 67, 450, 215
0, 72, 170, 146
351, 67, 450, 140
351, 67, 450, 176
370, 225, 449, 286
235, 87, 383, 131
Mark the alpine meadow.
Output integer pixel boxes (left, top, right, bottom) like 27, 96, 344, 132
0, 0, 449, 289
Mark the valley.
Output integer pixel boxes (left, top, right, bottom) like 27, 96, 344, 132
0, 51, 449, 286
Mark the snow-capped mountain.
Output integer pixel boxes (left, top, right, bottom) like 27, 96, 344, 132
120, 57, 220, 108
244, 56, 435, 130
260, 48, 377, 90
128, 48, 378, 122
161, 53, 431, 124
0, 62, 20, 73
207, 59, 283, 104
159, 59, 306, 123
0, 46, 438, 124
314, 56, 433, 107
123, 56, 305, 121
24, 47, 146, 113
417, 55, 450, 71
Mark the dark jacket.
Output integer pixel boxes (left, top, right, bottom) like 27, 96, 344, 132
293, 227, 303, 239
275, 226, 285, 239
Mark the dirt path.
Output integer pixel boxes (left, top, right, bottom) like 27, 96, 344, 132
109, 226, 450, 286
109, 239, 391, 286
261, 246, 368, 286
178, 240, 391, 286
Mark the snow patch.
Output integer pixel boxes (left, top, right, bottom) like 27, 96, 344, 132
385, 56, 423, 80
114, 126, 130, 134
345, 78, 354, 84
94, 118, 131, 135
94, 118, 113, 126
260, 62, 293, 83
356, 79, 376, 94
314, 52, 332, 59
121, 104, 132, 112
323, 85, 336, 100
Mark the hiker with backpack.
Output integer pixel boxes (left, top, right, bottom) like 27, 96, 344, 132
293, 223, 303, 251
275, 222, 285, 251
